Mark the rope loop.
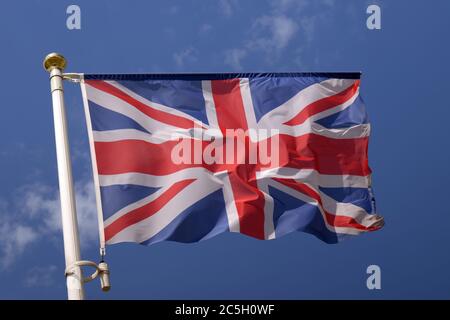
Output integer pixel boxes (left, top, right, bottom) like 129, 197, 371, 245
65, 260, 100, 283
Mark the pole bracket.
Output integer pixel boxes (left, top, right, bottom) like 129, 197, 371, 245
65, 260, 111, 292
63, 73, 82, 83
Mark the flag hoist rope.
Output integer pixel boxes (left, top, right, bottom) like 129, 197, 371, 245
44, 53, 110, 299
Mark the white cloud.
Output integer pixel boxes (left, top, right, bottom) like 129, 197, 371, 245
219, 0, 238, 17
22, 184, 60, 231
223, 0, 337, 69
21, 180, 98, 243
0, 180, 98, 269
173, 47, 198, 68
224, 48, 247, 70
0, 198, 38, 268
224, 15, 298, 69
300, 15, 318, 44
168, 5, 179, 15
0, 219, 38, 268
199, 23, 213, 35
270, 0, 309, 13
73, 181, 99, 243
270, 0, 334, 13
250, 15, 298, 52
23, 265, 58, 287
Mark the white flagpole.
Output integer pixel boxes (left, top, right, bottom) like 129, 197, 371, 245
44, 53, 85, 300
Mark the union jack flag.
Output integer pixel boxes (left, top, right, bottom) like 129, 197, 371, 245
80, 73, 384, 246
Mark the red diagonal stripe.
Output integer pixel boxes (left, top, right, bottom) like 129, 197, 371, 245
86, 80, 202, 129
285, 80, 360, 126
273, 178, 380, 231
104, 179, 195, 241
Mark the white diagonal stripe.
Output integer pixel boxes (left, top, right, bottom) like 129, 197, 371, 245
267, 179, 362, 235
108, 81, 208, 128
257, 78, 357, 130
107, 175, 222, 244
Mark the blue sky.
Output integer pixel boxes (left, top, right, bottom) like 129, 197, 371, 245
0, 0, 449, 299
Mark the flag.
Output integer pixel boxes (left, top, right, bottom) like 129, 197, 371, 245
80, 73, 384, 246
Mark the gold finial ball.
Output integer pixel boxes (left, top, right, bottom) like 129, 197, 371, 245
43, 53, 67, 72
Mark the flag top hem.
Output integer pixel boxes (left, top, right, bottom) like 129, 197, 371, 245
83, 72, 362, 81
